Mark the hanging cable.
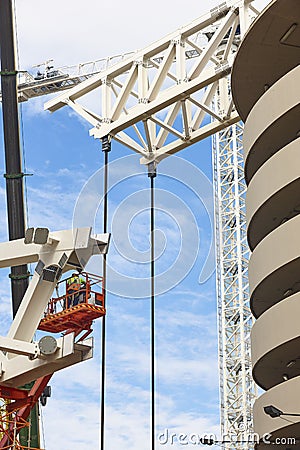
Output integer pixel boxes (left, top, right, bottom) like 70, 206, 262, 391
100, 135, 111, 450
148, 161, 157, 450
40, 406, 46, 449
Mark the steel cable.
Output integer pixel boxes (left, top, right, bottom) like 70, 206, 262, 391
100, 136, 110, 450
149, 163, 156, 450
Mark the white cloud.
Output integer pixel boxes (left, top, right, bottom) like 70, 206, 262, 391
42, 379, 220, 449
42, 348, 219, 449
15, 0, 219, 69
42, 396, 101, 449
38, 297, 219, 444
14, 1, 270, 73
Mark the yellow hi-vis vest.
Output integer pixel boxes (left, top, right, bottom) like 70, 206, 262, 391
67, 276, 84, 291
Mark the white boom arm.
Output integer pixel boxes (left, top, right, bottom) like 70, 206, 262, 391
0, 227, 110, 387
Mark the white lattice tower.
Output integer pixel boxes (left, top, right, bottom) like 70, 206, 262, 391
213, 122, 257, 448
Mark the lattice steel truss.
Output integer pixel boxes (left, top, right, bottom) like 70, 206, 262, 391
213, 123, 257, 448
45, 0, 259, 162
0, 397, 41, 450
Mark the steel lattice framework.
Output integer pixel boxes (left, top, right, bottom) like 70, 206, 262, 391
213, 123, 257, 448
0, 0, 265, 445
45, 1, 258, 160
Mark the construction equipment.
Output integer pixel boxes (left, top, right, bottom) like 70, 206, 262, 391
0, 0, 266, 447
0, 2, 110, 448
0, 227, 110, 448
38, 272, 105, 336
43, 2, 260, 447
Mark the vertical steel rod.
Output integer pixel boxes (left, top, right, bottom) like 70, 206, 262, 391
100, 136, 110, 450
151, 176, 155, 450
148, 162, 156, 450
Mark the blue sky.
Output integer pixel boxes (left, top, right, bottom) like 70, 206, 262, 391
0, 1, 269, 448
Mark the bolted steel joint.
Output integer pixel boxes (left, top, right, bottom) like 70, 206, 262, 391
101, 135, 111, 153
148, 161, 157, 178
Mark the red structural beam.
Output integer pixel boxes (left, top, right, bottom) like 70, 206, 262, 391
0, 374, 52, 449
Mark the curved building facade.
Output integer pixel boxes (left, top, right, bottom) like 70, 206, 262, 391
231, 0, 300, 447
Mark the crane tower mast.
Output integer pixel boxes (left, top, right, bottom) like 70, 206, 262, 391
213, 123, 257, 446
1, 0, 264, 446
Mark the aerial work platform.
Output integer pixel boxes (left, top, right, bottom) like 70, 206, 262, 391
38, 272, 105, 334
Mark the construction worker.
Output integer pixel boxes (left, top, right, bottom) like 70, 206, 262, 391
66, 273, 85, 307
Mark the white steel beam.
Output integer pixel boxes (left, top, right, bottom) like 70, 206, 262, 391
111, 63, 138, 121
7, 248, 73, 345
147, 42, 175, 101
0, 334, 93, 388
0, 228, 109, 270
66, 99, 101, 127
188, 9, 237, 80
0, 336, 39, 358
0, 240, 42, 268
89, 62, 234, 140
114, 131, 148, 156
0, 227, 109, 388
140, 112, 240, 164
6, 228, 109, 345
154, 101, 181, 148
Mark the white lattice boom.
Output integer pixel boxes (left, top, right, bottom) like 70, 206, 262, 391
45, 0, 259, 166
213, 123, 257, 448
4, 0, 264, 445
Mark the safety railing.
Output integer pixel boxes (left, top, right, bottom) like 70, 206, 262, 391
44, 272, 104, 316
